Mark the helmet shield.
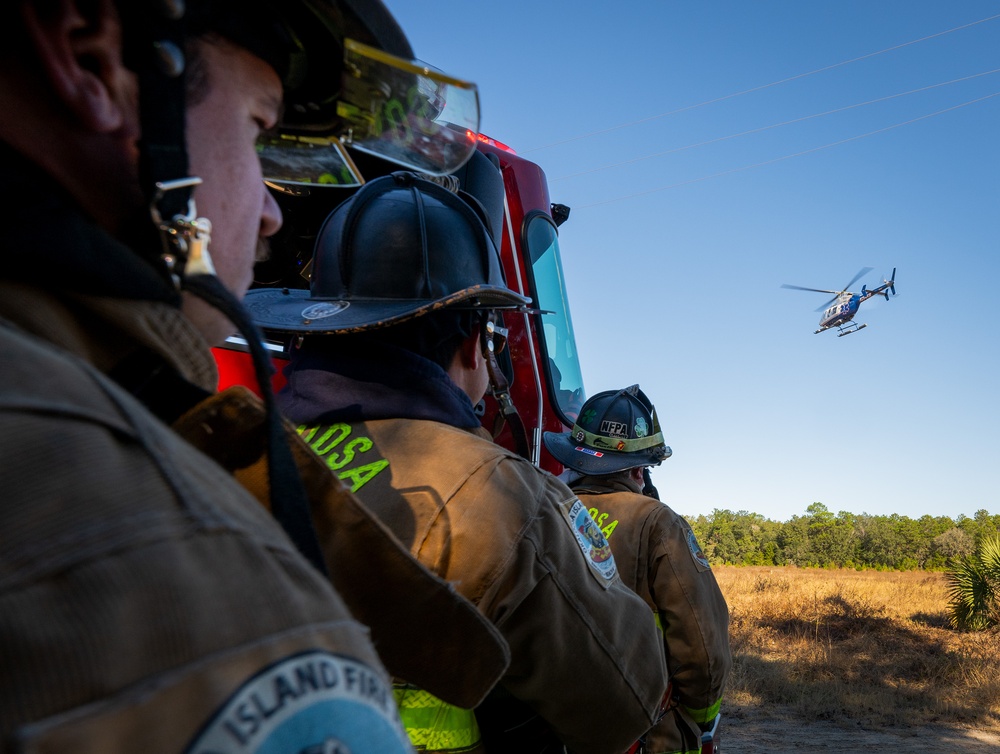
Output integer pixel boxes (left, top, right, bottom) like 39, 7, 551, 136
259, 135, 365, 188
185, 2, 478, 188
260, 41, 480, 189
337, 40, 479, 176
543, 385, 672, 475
245, 172, 529, 332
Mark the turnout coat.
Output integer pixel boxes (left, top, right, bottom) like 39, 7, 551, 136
278, 343, 669, 754
570, 476, 732, 754
0, 153, 506, 753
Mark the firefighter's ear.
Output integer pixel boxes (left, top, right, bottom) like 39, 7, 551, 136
22, 0, 129, 133
445, 329, 487, 404
456, 328, 482, 371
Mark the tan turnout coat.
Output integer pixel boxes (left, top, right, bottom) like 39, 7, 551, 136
295, 415, 670, 754
0, 283, 508, 753
571, 476, 731, 754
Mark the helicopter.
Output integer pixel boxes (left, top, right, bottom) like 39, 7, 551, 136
781, 267, 897, 336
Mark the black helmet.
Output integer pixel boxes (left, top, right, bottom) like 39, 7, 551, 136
245, 172, 530, 332
543, 385, 672, 475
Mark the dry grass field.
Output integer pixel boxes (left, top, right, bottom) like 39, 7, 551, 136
715, 566, 1000, 751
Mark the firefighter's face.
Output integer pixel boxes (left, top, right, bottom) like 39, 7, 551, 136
181, 39, 284, 344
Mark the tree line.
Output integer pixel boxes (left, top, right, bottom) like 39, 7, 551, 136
684, 503, 1000, 570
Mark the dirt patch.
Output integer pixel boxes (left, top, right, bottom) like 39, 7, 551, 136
723, 714, 1000, 753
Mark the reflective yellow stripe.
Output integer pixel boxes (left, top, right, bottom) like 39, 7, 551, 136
682, 697, 722, 725
393, 685, 480, 752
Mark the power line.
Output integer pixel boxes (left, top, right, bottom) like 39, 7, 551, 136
524, 12, 1000, 154
553, 68, 1000, 182
575, 91, 1000, 209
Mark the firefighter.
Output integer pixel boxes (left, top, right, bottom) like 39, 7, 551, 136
543, 386, 732, 754
0, 2, 509, 751
245, 172, 669, 754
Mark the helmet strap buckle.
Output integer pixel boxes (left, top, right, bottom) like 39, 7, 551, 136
150, 176, 216, 288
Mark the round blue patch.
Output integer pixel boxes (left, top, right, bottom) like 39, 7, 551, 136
186, 650, 411, 753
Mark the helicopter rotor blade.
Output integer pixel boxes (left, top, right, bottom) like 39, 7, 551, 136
780, 283, 843, 295
815, 297, 837, 313
843, 266, 874, 293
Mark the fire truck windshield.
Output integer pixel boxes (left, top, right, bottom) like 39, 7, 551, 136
526, 213, 586, 423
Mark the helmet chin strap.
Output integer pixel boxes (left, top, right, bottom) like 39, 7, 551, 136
481, 317, 531, 462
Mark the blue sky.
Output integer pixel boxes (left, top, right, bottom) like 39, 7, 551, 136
383, 1, 1000, 523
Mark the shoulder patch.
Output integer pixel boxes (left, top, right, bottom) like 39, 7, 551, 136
558, 498, 618, 587
186, 650, 411, 753
686, 528, 711, 571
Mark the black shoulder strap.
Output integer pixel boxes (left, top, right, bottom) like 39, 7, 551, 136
183, 274, 329, 576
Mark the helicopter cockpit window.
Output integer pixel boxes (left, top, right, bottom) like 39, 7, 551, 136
524, 212, 585, 423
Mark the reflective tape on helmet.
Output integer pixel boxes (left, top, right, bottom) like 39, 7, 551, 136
393, 684, 481, 752
569, 424, 666, 454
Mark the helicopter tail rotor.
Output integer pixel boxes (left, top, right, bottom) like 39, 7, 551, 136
876, 267, 896, 301
881, 267, 897, 300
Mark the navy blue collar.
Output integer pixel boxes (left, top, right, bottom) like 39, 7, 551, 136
278, 339, 481, 429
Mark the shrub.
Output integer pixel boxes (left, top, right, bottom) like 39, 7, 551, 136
946, 535, 1000, 630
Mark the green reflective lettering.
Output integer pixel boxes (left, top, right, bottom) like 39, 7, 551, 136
339, 459, 389, 492
311, 423, 350, 455
327, 436, 373, 471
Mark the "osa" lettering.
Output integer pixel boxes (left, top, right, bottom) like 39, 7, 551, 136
587, 507, 619, 539
297, 423, 389, 492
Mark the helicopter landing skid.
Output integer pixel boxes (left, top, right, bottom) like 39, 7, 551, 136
836, 322, 867, 337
